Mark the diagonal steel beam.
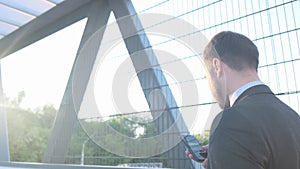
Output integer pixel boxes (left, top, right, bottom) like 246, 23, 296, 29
42, 0, 111, 163
109, 0, 201, 168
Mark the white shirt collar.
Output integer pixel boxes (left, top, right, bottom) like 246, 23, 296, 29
230, 80, 264, 107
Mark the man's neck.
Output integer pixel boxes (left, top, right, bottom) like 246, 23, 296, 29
226, 70, 260, 106
229, 80, 263, 106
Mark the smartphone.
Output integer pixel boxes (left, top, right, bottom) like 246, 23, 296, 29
182, 135, 207, 162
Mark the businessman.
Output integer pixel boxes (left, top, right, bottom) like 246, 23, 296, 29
187, 31, 300, 169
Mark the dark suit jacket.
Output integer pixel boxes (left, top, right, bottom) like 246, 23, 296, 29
207, 85, 300, 169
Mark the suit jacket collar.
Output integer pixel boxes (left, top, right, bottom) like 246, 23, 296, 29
233, 84, 274, 106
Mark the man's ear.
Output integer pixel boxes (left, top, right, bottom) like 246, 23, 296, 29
212, 58, 223, 78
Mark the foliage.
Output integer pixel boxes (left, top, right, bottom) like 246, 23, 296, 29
6, 92, 56, 162
66, 117, 163, 166
5, 92, 210, 166
194, 130, 210, 146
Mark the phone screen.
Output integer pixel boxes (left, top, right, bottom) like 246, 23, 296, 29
183, 135, 206, 162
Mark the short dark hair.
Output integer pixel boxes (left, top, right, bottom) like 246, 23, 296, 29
203, 31, 259, 71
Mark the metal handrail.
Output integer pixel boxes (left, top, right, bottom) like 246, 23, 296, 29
0, 162, 170, 169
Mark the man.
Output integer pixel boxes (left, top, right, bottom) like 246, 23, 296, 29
187, 31, 300, 169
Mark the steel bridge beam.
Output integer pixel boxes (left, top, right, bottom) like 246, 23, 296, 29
42, 0, 111, 163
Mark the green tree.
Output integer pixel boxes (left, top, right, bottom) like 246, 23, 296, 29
6, 92, 57, 162
67, 116, 167, 166
194, 130, 210, 145
5, 91, 209, 166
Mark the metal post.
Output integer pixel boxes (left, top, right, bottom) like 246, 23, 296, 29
80, 138, 90, 165
80, 143, 85, 165
0, 62, 10, 162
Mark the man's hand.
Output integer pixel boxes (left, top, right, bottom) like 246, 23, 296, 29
185, 145, 209, 168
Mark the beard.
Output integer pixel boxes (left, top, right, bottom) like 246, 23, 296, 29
209, 77, 230, 109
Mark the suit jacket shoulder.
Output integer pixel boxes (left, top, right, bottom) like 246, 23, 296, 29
208, 85, 300, 169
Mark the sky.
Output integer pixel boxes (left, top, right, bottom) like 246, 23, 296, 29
1, 18, 86, 109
